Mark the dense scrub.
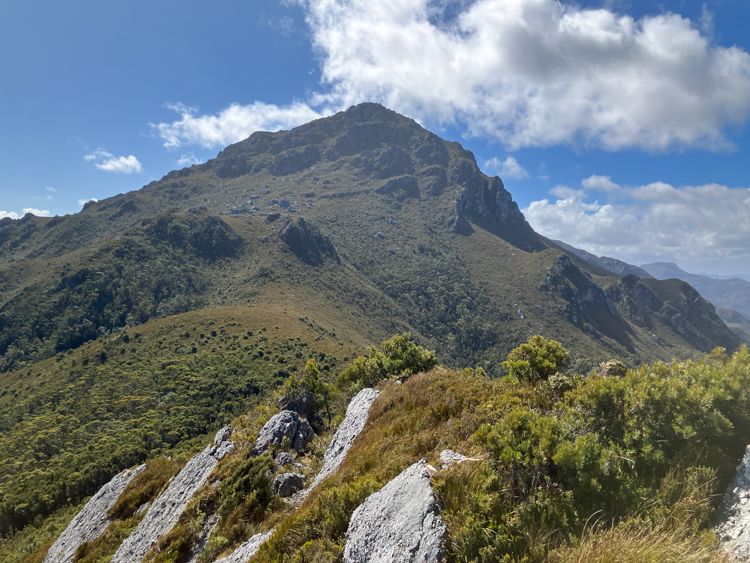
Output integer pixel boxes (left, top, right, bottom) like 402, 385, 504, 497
254, 341, 750, 562
0, 211, 242, 373
0, 314, 347, 539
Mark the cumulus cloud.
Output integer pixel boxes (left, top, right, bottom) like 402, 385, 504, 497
152, 102, 327, 149
0, 211, 19, 220
295, 0, 750, 151
524, 178, 750, 271
22, 208, 50, 217
177, 152, 203, 167
85, 149, 143, 174
582, 175, 621, 192
485, 156, 529, 179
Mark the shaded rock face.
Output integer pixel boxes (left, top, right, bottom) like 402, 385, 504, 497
377, 175, 420, 199
270, 146, 321, 176
343, 460, 446, 563
278, 216, 339, 265
43, 465, 145, 563
253, 411, 314, 456
451, 168, 539, 248
214, 530, 275, 563
717, 446, 750, 560
274, 452, 296, 468
111, 427, 234, 563
273, 472, 305, 497
309, 388, 380, 491
279, 390, 316, 417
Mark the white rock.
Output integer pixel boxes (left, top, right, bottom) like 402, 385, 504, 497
44, 464, 145, 563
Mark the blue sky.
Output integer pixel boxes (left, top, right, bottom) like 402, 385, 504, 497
2, 0, 750, 275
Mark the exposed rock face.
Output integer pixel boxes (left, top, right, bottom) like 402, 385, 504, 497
377, 175, 419, 198
717, 446, 750, 560
343, 460, 446, 563
111, 427, 234, 563
43, 465, 145, 563
451, 164, 536, 242
214, 530, 275, 563
309, 389, 380, 491
253, 411, 314, 456
279, 390, 316, 417
274, 452, 296, 468
270, 146, 321, 176
273, 473, 305, 497
278, 216, 339, 265
439, 450, 481, 469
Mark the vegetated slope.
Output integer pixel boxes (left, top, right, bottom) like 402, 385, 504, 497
717, 307, 750, 346
0, 104, 738, 378
0, 305, 359, 541
21, 340, 750, 563
642, 262, 750, 319
552, 239, 654, 278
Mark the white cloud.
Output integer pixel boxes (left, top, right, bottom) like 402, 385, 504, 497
177, 152, 203, 167
85, 149, 143, 174
524, 179, 750, 272
550, 185, 586, 199
78, 198, 99, 207
0, 211, 19, 220
152, 102, 327, 149
294, 0, 750, 151
582, 175, 621, 192
22, 208, 50, 217
485, 156, 529, 179
45, 186, 56, 192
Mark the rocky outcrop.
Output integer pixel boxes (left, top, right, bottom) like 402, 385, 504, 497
185, 514, 219, 563
110, 427, 234, 563
253, 411, 314, 456
279, 390, 316, 417
309, 389, 380, 491
717, 446, 750, 560
451, 163, 536, 241
439, 449, 482, 469
273, 473, 305, 497
43, 465, 145, 563
343, 460, 446, 563
270, 146, 320, 176
278, 216, 339, 265
214, 530, 275, 563
376, 175, 419, 198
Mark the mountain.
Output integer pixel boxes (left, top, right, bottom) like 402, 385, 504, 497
552, 239, 654, 279
0, 103, 742, 547
641, 262, 750, 321
0, 104, 737, 378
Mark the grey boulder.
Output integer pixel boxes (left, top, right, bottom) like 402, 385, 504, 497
273, 472, 306, 497
253, 410, 314, 455
343, 459, 446, 563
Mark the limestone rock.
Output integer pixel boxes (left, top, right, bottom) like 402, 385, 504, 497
253, 411, 314, 456
343, 460, 446, 563
717, 446, 750, 560
309, 389, 380, 491
110, 427, 233, 563
273, 473, 305, 497
214, 530, 275, 563
43, 465, 145, 563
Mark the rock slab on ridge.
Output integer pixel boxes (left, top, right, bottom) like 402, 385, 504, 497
43, 465, 145, 563
717, 445, 750, 560
110, 426, 234, 563
309, 388, 380, 491
343, 459, 446, 563
214, 530, 275, 563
